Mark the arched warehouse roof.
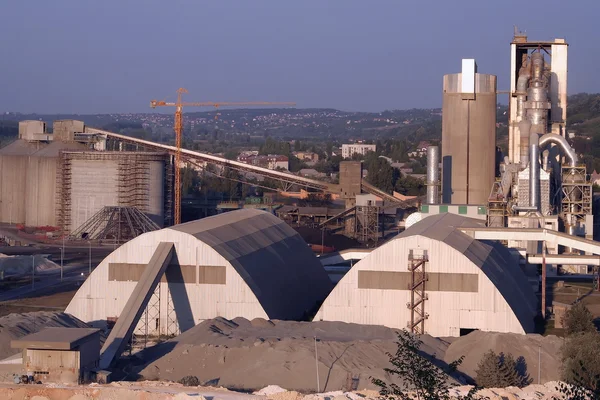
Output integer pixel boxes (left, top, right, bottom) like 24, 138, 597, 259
66, 209, 333, 334
315, 213, 537, 336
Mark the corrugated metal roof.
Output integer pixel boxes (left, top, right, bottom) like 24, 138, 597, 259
170, 209, 334, 320
398, 213, 537, 331
11, 328, 100, 350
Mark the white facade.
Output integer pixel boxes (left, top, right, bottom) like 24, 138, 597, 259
66, 210, 332, 335
66, 229, 268, 335
315, 214, 537, 337
341, 144, 376, 159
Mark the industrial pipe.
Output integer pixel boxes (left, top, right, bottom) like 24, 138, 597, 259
526, 52, 550, 135
531, 52, 544, 81
426, 146, 440, 204
519, 120, 532, 167
538, 133, 578, 167
516, 66, 530, 120
529, 133, 540, 210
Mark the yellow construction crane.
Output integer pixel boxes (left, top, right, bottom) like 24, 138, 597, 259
150, 88, 295, 225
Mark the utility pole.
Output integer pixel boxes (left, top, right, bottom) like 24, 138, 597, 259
88, 240, 92, 275
314, 336, 320, 393
60, 234, 64, 282
541, 242, 547, 319
31, 255, 35, 290
538, 345, 541, 384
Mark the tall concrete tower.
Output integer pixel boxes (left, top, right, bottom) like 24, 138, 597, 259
442, 59, 497, 205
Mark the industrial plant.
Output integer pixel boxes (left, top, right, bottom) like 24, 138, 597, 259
0, 29, 599, 393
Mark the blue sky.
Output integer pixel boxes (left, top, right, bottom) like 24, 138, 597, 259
1, 0, 598, 113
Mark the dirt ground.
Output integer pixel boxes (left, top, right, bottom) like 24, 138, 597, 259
0, 289, 76, 318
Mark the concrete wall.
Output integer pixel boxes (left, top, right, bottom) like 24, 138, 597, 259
316, 234, 528, 337
19, 121, 46, 140
53, 120, 85, 142
442, 73, 497, 205
25, 156, 58, 227
24, 349, 79, 384
147, 161, 165, 226
70, 159, 119, 232
0, 155, 29, 224
65, 229, 269, 335
339, 161, 362, 201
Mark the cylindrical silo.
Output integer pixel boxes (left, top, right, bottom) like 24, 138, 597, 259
442, 67, 497, 205
426, 146, 440, 204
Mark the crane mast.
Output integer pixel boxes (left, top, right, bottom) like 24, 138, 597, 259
151, 88, 295, 225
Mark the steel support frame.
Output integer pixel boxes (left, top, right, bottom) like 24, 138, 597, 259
406, 250, 428, 335
355, 205, 379, 244
561, 166, 592, 223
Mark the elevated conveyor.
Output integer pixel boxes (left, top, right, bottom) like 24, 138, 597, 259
460, 227, 600, 255
86, 127, 332, 191
99, 242, 175, 370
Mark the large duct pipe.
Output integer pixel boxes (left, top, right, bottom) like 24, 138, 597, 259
531, 52, 544, 81
426, 146, 440, 204
519, 119, 532, 167
516, 66, 530, 120
529, 133, 540, 210
526, 52, 550, 135
538, 133, 578, 167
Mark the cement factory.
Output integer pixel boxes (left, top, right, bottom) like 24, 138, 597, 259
1, 29, 599, 388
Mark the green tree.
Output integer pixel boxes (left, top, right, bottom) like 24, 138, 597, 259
395, 175, 426, 196
366, 156, 398, 193
326, 141, 333, 158
475, 350, 502, 388
560, 331, 600, 398
372, 330, 482, 400
563, 302, 596, 336
475, 351, 531, 389
498, 353, 531, 388
181, 167, 200, 196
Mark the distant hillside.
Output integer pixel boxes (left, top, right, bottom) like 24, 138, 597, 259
567, 93, 600, 172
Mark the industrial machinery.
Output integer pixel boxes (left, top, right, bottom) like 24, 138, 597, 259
150, 88, 295, 224
486, 29, 593, 274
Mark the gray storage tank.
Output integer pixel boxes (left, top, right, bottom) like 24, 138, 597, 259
442, 59, 497, 205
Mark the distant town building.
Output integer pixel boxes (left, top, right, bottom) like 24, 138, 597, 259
298, 168, 326, 179
293, 151, 320, 163
408, 141, 432, 157
237, 154, 289, 170
341, 143, 376, 159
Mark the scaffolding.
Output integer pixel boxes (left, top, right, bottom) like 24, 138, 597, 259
355, 205, 379, 244
118, 159, 150, 212
164, 157, 174, 227
56, 151, 172, 233
69, 206, 160, 243
406, 250, 428, 335
561, 166, 592, 226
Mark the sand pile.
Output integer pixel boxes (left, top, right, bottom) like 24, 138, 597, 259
136, 317, 457, 392
444, 330, 564, 383
0, 311, 90, 360
0, 254, 60, 276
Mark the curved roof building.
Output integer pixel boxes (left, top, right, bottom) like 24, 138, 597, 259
66, 209, 333, 335
315, 213, 537, 336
